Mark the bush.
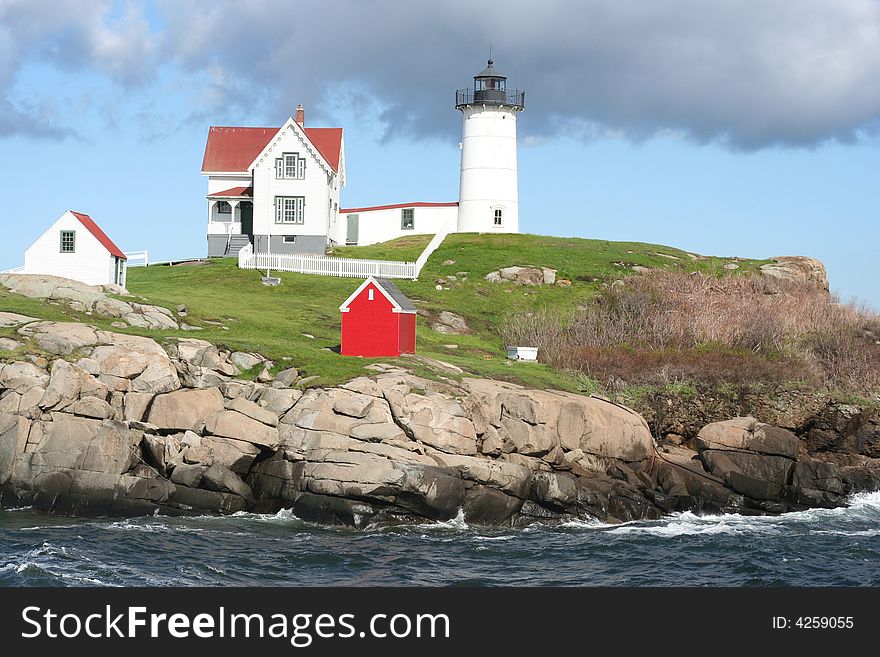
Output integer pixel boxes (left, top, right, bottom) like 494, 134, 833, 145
500, 271, 880, 393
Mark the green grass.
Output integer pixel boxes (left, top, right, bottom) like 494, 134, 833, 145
2, 233, 767, 390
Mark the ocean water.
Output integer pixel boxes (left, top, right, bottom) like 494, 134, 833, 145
2, 491, 879, 587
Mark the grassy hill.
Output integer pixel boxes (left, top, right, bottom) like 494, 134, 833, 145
2, 233, 768, 391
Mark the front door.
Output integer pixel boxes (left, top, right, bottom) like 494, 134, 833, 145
240, 201, 254, 238
346, 214, 359, 245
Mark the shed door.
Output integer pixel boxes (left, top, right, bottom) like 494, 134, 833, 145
346, 214, 359, 245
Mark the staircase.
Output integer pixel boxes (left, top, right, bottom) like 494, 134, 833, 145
225, 234, 252, 256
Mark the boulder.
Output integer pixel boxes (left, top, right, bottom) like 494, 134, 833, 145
225, 396, 279, 427
183, 435, 261, 474
0, 337, 23, 351
0, 413, 30, 484
700, 449, 794, 501
21, 416, 137, 477
430, 311, 469, 335
484, 266, 557, 286
17, 321, 101, 355
69, 397, 115, 420
428, 451, 532, 498
759, 256, 829, 293
332, 393, 374, 419
257, 387, 301, 415
697, 417, 799, 459
204, 410, 279, 448
230, 352, 263, 370
0, 274, 105, 308
201, 464, 254, 500
148, 387, 225, 431
0, 311, 38, 327
275, 367, 299, 387
170, 463, 208, 488
123, 392, 154, 422
0, 361, 49, 393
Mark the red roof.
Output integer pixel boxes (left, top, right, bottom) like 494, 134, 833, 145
69, 211, 127, 260
340, 201, 458, 214
201, 125, 343, 173
207, 186, 253, 198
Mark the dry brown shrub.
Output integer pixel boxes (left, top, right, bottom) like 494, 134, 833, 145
500, 271, 880, 393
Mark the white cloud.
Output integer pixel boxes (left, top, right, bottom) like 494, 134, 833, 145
1, 0, 880, 149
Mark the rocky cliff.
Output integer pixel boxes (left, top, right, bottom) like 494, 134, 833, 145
2, 316, 878, 527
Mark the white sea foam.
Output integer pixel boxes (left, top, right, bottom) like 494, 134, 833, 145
228, 508, 303, 524
104, 520, 205, 534
428, 509, 469, 530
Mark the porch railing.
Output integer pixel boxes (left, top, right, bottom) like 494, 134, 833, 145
123, 251, 150, 267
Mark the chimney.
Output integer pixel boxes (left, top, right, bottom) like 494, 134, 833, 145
295, 104, 305, 126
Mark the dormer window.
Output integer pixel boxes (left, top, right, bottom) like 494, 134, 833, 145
276, 153, 306, 179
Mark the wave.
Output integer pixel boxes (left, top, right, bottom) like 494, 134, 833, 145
428, 509, 469, 530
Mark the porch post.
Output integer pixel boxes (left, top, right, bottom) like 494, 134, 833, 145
229, 200, 241, 232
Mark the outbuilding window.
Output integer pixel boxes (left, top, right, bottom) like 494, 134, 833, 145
60, 230, 75, 253
401, 208, 414, 230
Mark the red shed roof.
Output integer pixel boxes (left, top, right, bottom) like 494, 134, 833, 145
340, 201, 458, 214
70, 211, 127, 260
201, 125, 342, 173
340, 277, 417, 314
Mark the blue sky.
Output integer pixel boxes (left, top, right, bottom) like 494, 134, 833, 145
1, 1, 878, 308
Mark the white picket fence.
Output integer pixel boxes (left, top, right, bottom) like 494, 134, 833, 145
1, 266, 24, 274
238, 243, 417, 279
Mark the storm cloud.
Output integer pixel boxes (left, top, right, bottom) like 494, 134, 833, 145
2, 0, 879, 149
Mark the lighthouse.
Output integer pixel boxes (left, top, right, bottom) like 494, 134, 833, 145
455, 59, 525, 234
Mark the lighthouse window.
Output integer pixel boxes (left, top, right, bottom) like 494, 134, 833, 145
401, 208, 415, 230
494, 209, 503, 226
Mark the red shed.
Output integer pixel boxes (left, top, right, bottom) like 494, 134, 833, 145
340, 277, 417, 357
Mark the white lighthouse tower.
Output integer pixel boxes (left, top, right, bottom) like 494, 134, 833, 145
455, 59, 525, 233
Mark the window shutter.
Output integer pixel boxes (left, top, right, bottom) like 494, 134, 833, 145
275, 159, 283, 178
298, 157, 305, 178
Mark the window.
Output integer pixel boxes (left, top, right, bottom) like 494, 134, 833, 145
401, 208, 414, 230
276, 153, 306, 179
60, 230, 75, 253
494, 208, 503, 226
368, 288, 374, 301
216, 201, 231, 214
275, 196, 305, 224
283, 235, 297, 244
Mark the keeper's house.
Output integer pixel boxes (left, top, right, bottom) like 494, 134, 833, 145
23, 210, 128, 288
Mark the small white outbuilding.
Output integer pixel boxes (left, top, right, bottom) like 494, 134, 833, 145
23, 210, 128, 288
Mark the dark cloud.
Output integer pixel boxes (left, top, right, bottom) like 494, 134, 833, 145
2, 0, 880, 149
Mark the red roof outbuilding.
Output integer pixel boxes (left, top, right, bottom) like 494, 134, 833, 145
69, 211, 127, 260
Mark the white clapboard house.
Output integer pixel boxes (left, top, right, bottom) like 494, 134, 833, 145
23, 210, 128, 288
202, 59, 524, 258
